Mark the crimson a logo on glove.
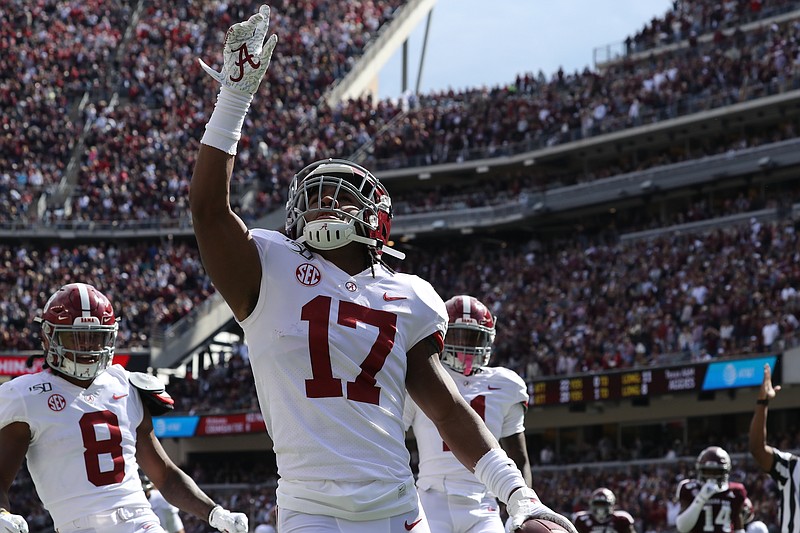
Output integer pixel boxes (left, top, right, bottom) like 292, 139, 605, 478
230, 44, 261, 82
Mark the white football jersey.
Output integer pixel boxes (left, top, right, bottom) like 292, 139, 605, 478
0, 365, 150, 527
404, 365, 528, 497
240, 229, 448, 520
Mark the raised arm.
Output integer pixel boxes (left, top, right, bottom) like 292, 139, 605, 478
749, 363, 779, 472
190, 5, 278, 321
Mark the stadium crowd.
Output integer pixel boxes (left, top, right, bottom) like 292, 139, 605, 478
62, 12, 800, 225
6, 0, 800, 229
0, 239, 212, 350
622, 0, 800, 56
3, 212, 798, 392
1, 0, 131, 223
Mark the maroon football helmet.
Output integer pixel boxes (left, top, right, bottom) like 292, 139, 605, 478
36, 283, 118, 381
442, 295, 496, 375
695, 446, 731, 487
590, 488, 616, 521
285, 158, 404, 260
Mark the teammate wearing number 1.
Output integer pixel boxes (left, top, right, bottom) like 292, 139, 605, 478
404, 295, 531, 532
0, 283, 247, 533
190, 5, 577, 533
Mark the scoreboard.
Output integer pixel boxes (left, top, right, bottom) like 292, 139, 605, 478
529, 355, 777, 407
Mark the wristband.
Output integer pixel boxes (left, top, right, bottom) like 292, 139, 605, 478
208, 504, 222, 523
756, 398, 769, 406
474, 447, 529, 503
201, 86, 253, 155
0, 508, 8, 514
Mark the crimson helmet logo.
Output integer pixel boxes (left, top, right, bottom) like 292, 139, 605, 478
296, 263, 321, 286
48, 393, 66, 412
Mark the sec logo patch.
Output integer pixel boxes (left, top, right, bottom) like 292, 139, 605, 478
48, 393, 66, 412
296, 263, 321, 286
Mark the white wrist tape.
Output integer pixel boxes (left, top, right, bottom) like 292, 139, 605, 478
208, 504, 223, 524
201, 86, 253, 155
474, 447, 531, 503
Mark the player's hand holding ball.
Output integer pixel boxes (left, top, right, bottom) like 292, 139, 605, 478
506, 488, 578, 533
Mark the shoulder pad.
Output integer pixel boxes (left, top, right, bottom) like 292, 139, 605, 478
130, 372, 165, 392
129, 372, 174, 416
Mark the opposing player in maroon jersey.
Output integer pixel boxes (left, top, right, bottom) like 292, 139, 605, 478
675, 446, 747, 533
572, 488, 635, 533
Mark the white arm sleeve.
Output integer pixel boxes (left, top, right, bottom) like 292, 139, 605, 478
675, 500, 705, 533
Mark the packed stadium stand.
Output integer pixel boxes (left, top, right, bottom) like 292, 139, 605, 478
3, 0, 800, 531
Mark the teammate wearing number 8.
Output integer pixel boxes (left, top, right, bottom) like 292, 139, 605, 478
190, 6, 578, 533
0, 283, 247, 533
675, 446, 748, 533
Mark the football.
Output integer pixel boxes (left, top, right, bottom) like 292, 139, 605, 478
516, 518, 572, 533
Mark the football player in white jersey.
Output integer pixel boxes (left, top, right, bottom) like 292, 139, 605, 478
190, 6, 578, 533
404, 295, 532, 532
0, 283, 246, 533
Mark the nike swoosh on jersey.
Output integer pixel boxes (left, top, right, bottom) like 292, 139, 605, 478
383, 293, 407, 301
404, 518, 423, 530
113, 394, 128, 400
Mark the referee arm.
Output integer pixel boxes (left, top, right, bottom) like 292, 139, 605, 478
749, 363, 778, 472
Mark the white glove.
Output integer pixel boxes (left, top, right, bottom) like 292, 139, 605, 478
697, 480, 722, 503
199, 4, 278, 96
209, 505, 248, 533
0, 511, 28, 533
506, 488, 578, 533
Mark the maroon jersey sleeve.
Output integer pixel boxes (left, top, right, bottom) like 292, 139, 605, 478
612, 510, 635, 533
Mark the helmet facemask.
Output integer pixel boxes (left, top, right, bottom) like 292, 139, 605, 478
442, 323, 495, 376
42, 321, 117, 381
590, 499, 613, 521
285, 159, 404, 260
36, 282, 118, 382
590, 488, 616, 522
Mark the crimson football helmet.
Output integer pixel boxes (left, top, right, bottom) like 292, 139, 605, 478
695, 446, 731, 487
36, 283, 118, 381
441, 295, 496, 375
590, 488, 616, 521
285, 158, 404, 260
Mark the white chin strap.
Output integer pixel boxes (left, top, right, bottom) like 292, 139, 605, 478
299, 219, 359, 250
297, 219, 406, 260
